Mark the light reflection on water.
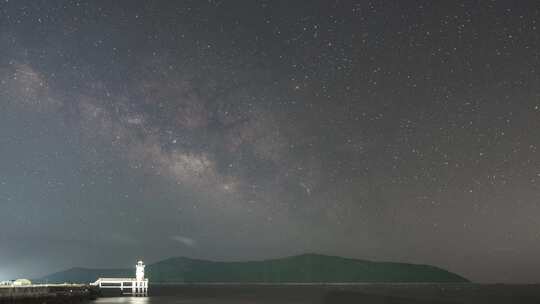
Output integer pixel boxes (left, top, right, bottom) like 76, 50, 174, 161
94, 297, 151, 304
92, 297, 257, 304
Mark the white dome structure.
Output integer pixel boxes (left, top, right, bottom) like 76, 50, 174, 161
13, 279, 32, 286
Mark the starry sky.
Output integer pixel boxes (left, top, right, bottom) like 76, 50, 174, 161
1, 0, 539, 283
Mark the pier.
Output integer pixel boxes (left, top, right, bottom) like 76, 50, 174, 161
91, 261, 149, 296
0, 284, 98, 303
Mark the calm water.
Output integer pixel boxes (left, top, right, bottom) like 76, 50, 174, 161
91, 284, 540, 304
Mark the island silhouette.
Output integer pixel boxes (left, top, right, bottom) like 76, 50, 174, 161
39, 254, 468, 284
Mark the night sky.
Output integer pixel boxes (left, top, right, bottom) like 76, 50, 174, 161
1, 0, 539, 283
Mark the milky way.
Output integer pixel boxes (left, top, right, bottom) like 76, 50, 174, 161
1, 0, 540, 283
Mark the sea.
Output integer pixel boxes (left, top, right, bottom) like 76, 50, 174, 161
91, 283, 540, 304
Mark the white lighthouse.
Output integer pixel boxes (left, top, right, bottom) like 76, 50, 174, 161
136, 261, 145, 281
133, 260, 148, 295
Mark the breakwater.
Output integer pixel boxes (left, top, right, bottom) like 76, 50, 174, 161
0, 285, 98, 303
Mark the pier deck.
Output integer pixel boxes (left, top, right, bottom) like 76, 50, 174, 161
0, 284, 98, 303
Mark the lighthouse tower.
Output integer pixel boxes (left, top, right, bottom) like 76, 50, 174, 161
133, 260, 148, 296
136, 261, 145, 281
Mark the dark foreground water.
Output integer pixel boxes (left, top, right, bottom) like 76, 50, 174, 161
92, 284, 540, 304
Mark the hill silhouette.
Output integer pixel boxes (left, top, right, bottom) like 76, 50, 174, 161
39, 253, 468, 284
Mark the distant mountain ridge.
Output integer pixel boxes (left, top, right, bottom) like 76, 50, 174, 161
39, 254, 468, 284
